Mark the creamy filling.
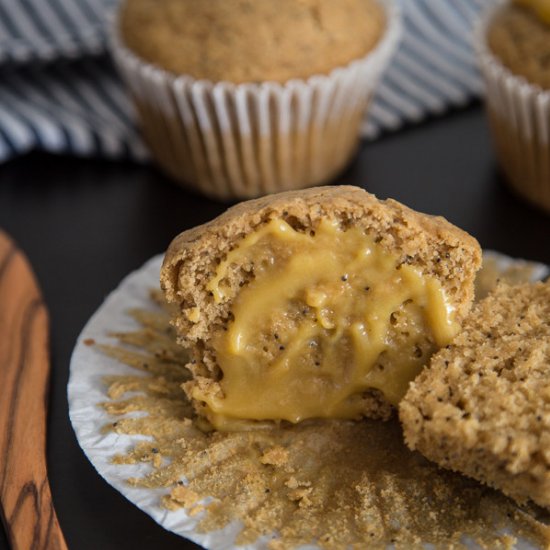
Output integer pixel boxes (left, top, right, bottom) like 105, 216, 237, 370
196, 218, 458, 429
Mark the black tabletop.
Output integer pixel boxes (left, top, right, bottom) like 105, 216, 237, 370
1, 103, 549, 550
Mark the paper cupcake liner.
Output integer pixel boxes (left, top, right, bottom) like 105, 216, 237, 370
68, 251, 548, 549
475, 1, 550, 213
110, 1, 401, 200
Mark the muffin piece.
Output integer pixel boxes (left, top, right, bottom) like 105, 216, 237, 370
400, 281, 550, 510
477, 1, 550, 212
112, 0, 400, 199
119, 0, 385, 84
161, 186, 481, 430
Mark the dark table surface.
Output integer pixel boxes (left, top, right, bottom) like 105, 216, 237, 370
0, 103, 549, 550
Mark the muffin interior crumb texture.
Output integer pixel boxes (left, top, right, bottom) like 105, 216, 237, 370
400, 281, 550, 512
96, 279, 550, 549
488, 3, 550, 89
119, 0, 385, 83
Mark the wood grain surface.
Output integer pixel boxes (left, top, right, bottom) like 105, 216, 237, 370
0, 231, 67, 550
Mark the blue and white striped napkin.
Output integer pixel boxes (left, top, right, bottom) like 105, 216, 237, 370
0, 0, 492, 163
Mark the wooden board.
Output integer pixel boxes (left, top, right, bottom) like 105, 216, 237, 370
0, 231, 68, 550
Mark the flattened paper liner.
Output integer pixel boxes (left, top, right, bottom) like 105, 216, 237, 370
68, 251, 549, 549
68, 255, 256, 549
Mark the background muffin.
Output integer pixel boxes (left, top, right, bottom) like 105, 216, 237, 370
112, 0, 400, 200
120, 0, 385, 84
477, 0, 550, 213
488, 2, 550, 91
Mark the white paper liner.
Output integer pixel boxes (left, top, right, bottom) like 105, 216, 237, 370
483, 249, 550, 283
110, 1, 401, 200
68, 250, 548, 549
475, 2, 550, 211
68, 255, 268, 550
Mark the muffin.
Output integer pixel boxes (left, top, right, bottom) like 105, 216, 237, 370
400, 280, 550, 510
476, 0, 550, 213
160, 185, 482, 430
112, 0, 400, 200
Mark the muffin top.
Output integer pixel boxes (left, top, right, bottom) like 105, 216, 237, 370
488, 2, 550, 89
119, 0, 385, 84
514, 0, 550, 25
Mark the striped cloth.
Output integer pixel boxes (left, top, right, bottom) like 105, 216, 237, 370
0, 0, 494, 163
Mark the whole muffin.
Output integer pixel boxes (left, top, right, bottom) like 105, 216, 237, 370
477, 0, 550, 213
112, 0, 400, 200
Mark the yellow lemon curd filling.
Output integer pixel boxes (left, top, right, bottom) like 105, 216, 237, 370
196, 218, 458, 428
514, 0, 550, 24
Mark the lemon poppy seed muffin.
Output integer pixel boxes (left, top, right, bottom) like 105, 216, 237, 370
120, 0, 385, 84
488, 1, 550, 89
477, 0, 550, 213
161, 186, 481, 431
400, 281, 550, 510
113, 0, 400, 200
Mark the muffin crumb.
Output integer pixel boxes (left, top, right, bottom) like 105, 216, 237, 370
401, 281, 550, 510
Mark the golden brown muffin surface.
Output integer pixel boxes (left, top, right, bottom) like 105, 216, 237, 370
514, 0, 550, 24
400, 281, 550, 510
119, 0, 385, 83
488, 3, 550, 89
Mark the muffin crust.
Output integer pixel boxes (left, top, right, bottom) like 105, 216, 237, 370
119, 0, 385, 83
488, 3, 550, 89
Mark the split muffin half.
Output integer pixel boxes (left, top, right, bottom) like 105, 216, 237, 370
161, 186, 481, 430
400, 281, 550, 510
